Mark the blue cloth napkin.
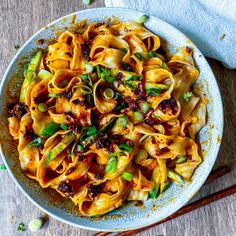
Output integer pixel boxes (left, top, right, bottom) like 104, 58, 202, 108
105, 0, 236, 69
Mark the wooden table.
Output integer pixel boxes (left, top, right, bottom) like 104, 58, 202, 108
0, 1, 235, 235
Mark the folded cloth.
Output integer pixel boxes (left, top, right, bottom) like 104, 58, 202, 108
105, 0, 236, 69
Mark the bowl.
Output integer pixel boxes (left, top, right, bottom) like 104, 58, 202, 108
0, 7, 223, 231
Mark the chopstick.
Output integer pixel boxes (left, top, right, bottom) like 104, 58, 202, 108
116, 184, 236, 236
94, 166, 231, 236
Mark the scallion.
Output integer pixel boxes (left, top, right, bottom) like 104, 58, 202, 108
40, 122, 60, 138
133, 111, 144, 123
86, 125, 97, 136
38, 69, 53, 80
137, 15, 149, 24
105, 156, 117, 174
116, 116, 128, 127
148, 51, 157, 58
28, 137, 42, 148
25, 70, 36, 82
60, 124, 68, 131
121, 172, 133, 181
28, 218, 43, 232
134, 52, 146, 61
183, 92, 193, 101
118, 144, 133, 153
83, 0, 91, 5
0, 164, 6, 170
38, 103, 47, 112
176, 155, 187, 164
96, 65, 101, 78
167, 169, 184, 183
48, 93, 61, 98
102, 88, 114, 100
140, 101, 151, 113
77, 144, 84, 152
120, 48, 127, 53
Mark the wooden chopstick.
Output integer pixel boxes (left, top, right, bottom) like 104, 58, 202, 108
94, 166, 231, 236
116, 184, 236, 236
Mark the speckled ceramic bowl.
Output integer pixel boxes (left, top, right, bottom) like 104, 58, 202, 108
0, 8, 223, 231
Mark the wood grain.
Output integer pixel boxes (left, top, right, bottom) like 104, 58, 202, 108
0, 1, 235, 236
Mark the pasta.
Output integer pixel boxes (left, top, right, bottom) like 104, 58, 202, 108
7, 19, 206, 216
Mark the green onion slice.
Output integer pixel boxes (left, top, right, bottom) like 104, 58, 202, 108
38, 103, 47, 112
160, 182, 170, 193
77, 144, 84, 152
118, 144, 133, 153
28, 137, 42, 148
137, 15, 149, 24
102, 88, 114, 100
176, 155, 187, 164
134, 52, 146, 61
83, 0, 91, 5
121, 172, 133, 181
140, 101, 151, 113
60, 124, 69, 131
102, 74, 115, 83
167, 169, 184, 183
96, 65, 101, 78
40, 122, 60, 138
86, 125, 97, 136
133, 111, 144, 123
48, 93, 61, 98
25, 70, 36, 82
120, 47, 127, 53
116, 116, 128, 127
105, 156, 117, 174
183, 92, 193, 102
148, 51, 157, 58
28, 218, 43, 232
38, 69, 53, 80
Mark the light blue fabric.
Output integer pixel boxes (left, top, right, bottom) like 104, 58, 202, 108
105, 0, 236, 68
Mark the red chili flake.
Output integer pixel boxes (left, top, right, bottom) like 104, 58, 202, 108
57, 180, 75, 197
86, 184, 101, 198
186, 46, 192, 53
157, 147, 170, 155
94, 22, 104, 28
49, 83, 54, 88
166, 139, 173, 146
158, 98, 178, 114
8, 103, 29, 119
66, 166, 76, 175
187, 155, 193, 160
37, 39, 45, 45
120, 62, 134, 72
95, 172, 104, 180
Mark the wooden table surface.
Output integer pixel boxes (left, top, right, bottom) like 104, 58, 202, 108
0, 1, 235, 235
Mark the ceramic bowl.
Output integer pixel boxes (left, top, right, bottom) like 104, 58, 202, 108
0, 7, 223, 231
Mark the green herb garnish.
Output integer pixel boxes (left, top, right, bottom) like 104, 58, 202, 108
183, 92, 193, 101
105, 156, 117, 174
137, 15, 149, 24
134, 52, 146, 61
121, 172, 133, 181
0, 164, 6, 170
28, 137, 42, 148
118, 144, 133, 153
38, 103, 48, 112
17, 222, 26, 232
60, 124, 69, 131
120, 47, 127, 53
40, 122, 60, 138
